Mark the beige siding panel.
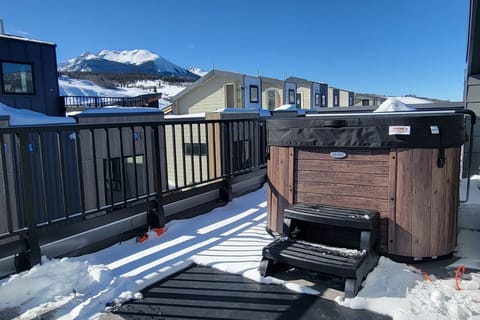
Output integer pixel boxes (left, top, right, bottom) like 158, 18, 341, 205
177, 75, 243, 114
262, 79, 283, 110
339, 90, 349, 107
328, 88, 333, 107
164, 124, 208, 189
296, 84, 311, 109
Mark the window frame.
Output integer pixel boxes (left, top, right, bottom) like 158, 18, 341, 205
267, 89, 276, 110
224, 83, 236, 107
1, 60, 36, 95
288, 89, 295, 104
249, 85, 259, 103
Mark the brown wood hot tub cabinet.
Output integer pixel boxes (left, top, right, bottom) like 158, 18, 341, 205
266, 113, 465, 260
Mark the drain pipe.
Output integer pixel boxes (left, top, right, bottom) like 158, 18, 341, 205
456, 109, 476, 203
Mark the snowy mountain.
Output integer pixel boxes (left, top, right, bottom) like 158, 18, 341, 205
58, 49, 200, 80
186, 66, 208, 77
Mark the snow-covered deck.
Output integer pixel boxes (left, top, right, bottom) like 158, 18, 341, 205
1, 179, 480, 319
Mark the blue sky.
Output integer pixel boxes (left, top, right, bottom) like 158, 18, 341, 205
1, 0, 469, 101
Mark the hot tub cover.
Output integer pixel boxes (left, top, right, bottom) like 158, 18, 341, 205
267, 112, 465, 148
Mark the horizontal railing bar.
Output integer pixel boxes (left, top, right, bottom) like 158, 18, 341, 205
0, 118, 266, 133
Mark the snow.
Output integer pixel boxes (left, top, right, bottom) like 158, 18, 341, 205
59, 76, 187, 110
274, 104, 297, 111
59, 76, 149, 97
68, 106, 164, 117
1, 176, 479, 319
393, 96, 433, 104
374, 97, 417, 112
59, 49, 198, 79
97, 49, 159, 66
274, 104, 306, 115
186, 66, 208, 76
0, 102, 76, 126
165, 113, 205, 119
0, 33, 55, 46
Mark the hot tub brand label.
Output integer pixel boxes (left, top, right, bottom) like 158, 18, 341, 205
330, 151, 347, 159
389, 126, 411, 135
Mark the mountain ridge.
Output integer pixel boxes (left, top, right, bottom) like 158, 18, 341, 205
59, 49, 204, 81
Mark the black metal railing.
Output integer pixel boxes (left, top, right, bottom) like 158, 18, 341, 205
0, 116, 267, 275
61, 93, 162, 108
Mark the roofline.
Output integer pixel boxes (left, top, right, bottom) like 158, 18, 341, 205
173, 69, 292, 101
286, 76, 327, 86
328, 86, 354, 93
259, 75, 284, 84
171, 69, 248, 100
0, 33, 56, 47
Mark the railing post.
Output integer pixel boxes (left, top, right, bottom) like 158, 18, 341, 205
18, 132, 41, 268
220, 121, 233, 202
148, 125, 165, 228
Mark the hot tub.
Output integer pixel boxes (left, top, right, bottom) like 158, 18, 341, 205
266, 111, 466, 260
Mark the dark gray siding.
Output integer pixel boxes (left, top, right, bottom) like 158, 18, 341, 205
348, 92, 354, 106
0, 36, 62, 116
333, 89, 340, 107
320, 83, 328, 107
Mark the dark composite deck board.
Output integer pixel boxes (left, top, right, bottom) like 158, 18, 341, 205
112, 265, 391, 320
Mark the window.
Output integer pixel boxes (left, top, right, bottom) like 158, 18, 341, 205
321, 94, 326, 107
249, 85, 259, 103
104, 155, 146, 203
1, 62, 34, 94
224, 83, 236, 107
105, 158, 122, 193
232, 140, 251, 171
184, 143, 208, 156
296, 93, 302, 108
314, 93, 320, 107
349, 96, 354, 106
267, 90, 276, 109
288, 89, 295, 104
334, 95, 338, 107
362, 99, 370, 106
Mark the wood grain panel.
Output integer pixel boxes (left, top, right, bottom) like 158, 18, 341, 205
430, 148, 448, 256
394, 149, 414, 257
296, 171, 389, 187
296, 192, 389, 213
267, 146, 294, 235
296, 181, 388, 199
297, 159, 389, 174
448, 148, 461, 252
387, 150, 397, 253
411, 149, 433, 258
297, 148, 390, 161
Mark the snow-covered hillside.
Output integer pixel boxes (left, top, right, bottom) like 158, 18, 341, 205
59, 76, 150, 97
58, 76, 187, 109
59, 49, 200, 80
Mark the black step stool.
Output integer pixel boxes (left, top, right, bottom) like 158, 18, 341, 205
260, 204, 380, 298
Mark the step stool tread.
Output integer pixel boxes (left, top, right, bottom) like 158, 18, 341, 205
285, 204, 379, 229
262, 238, 367, 278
